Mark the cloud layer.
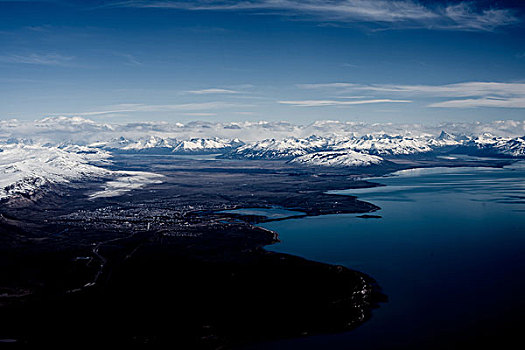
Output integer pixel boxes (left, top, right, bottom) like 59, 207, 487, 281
47, 102, 253, 117
278, 99, 411, 107
1, 116, 523, 145
0, 53, 75, 66
114, 0, 520, 31
298, 81, 525, 108
186, 88, 241, 95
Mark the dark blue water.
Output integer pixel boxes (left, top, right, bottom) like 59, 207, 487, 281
247, 162, 525, 349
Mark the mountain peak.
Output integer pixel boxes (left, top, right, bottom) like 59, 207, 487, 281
438, 130, 455, 141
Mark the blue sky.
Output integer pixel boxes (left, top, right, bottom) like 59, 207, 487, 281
1, 0, 524, 124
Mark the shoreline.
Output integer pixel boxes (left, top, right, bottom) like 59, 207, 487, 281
246, 158, 525, 350
0, 156, 516, 347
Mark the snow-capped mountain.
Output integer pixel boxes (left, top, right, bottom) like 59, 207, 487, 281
1, 117, 524, 191
0, 144, 111, 200
2, 117, 524, 145
0, 144, 163, 202
92, 136, 243, 154
219, 131, 525, 161
221, 136, 332, 160
2, 117, 524, 201
224, 133, 454, 160
96, 135, 177, 154
171, 137, 244, 154
289, 150, 384, 168
501, 137, 525, 157
437, 130, 456, 142
121, 135, 176, 152
332, 134, 436, 156
461, 134, 525, 157
433, 130, 466, 145
89, 136, 134, 150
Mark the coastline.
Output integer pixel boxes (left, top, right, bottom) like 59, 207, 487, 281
249, 158, 525, 349
0, 156, 515, 347
0, 157, 388, 347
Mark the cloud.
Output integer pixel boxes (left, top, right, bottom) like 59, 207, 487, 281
362, 82, 525, 108
0, 53, 75, 66
112, 0, 520, 31
354, 82, 525, 97
429, 97, 525, 108
297, 83, 358, 89
47, 102, 253, 117
111, 102, 252, 111
49, 110, 131, 117
186, 88, 241, 94
298, 81, 525, 108
117, 53, 142, 66
182, 112, 217, 116
442, 2, 518, 31
278, 99, 411, 107
2, 116, 524, 145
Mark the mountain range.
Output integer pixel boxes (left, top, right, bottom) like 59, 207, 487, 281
1, 117, 524, 201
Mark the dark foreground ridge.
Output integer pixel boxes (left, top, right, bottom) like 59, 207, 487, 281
0, 156, 510, 347
0, 226, 383, 348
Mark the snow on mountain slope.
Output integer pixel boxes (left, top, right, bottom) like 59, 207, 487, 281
171, 137, 243, 153
431, 130, 464, 146
2, 117, 524, 172
92, 136, 243, 154
222, 136, 332, 159
500, 137, 525, 157
333, 135, 435, 156
120, 135, 176, 151
2, 117, 524, 145
89, 136, 134, 150
0, 144, 111, 200
88, 171, 164, 199
289, 150, 384, 167
0, 144, 163, 201
225, 134, 448, 160
465, 134, 525, 157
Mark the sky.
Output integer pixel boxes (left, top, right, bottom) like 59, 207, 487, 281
0, 0, 525, 125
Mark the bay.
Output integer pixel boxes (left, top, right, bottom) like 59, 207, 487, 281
248, 161, 525, 349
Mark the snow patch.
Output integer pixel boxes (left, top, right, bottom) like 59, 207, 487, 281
88, 171, 164, 199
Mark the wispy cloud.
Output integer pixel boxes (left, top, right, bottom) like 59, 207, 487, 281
278, 99, 411, 107
429, 97, 525, 108
299, 81, 525, 108
117, 53, 142, 66
182, 112, 217, 116
359, 82, 525, 108
50, 110, 129, 117
48, 102, 252, 117
0, 53, 75, 66
442, 2, 519, 31
354, 82, 525, 97
297, 83, 357, 89
186, 88, 241, 95
112, 102, 251, 111
111, 0, 520, 31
